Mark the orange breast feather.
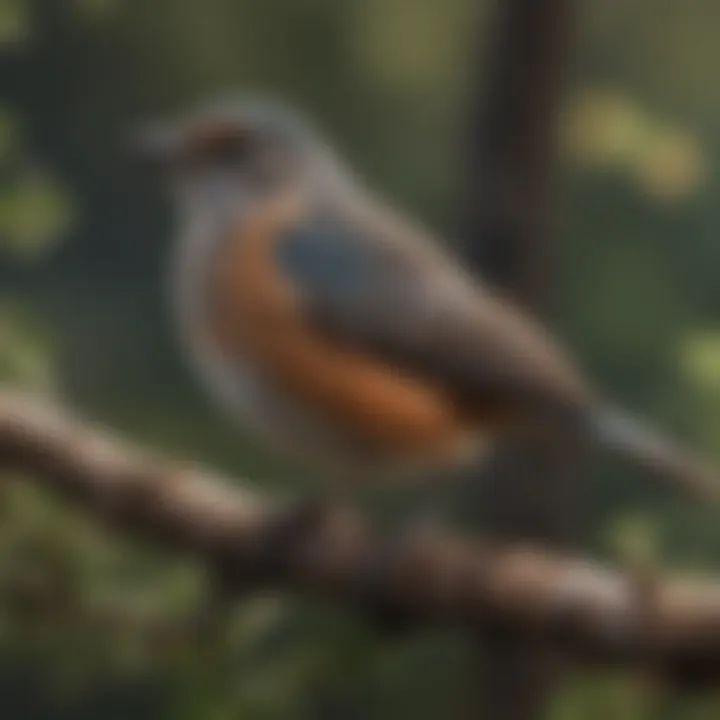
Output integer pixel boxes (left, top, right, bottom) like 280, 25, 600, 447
206, 196, 476, 459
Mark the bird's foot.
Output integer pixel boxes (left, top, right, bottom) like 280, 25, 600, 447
359, 515, 447, 636
216, 492, 339, 592
258, 492, 340, 570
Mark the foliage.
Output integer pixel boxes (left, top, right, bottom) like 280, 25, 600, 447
2, 0, 720, 716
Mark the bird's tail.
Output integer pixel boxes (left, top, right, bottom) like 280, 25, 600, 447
589, 405, 720, 503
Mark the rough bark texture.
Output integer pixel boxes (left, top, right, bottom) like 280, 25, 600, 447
1, 389, 720, 688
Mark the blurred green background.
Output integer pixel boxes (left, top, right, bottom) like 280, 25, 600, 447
2, 0, 720, 716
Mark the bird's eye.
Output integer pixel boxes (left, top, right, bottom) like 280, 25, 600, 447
207, 136, 249, 165
188, 126, 251, 165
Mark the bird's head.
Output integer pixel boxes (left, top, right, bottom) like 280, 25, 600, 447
134, 96, 333, 211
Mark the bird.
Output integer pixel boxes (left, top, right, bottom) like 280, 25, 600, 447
135, 96, 720, 514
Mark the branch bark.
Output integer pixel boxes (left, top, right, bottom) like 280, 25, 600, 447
1, 388, 720, 686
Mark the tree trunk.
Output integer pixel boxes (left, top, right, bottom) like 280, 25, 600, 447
463, 0, 578, 717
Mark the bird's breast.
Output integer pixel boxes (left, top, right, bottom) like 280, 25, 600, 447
177, 195, 490, 477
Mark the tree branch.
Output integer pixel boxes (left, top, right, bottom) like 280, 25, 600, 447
0, 388, 720, 685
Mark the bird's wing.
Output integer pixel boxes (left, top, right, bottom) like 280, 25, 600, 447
275, 200, 593, 416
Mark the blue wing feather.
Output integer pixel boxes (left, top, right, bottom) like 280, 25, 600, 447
278, 218, 386, 300
275, 211, 590, 411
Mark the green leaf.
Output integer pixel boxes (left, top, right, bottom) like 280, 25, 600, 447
605, 513, 659, 563
0, 0, 30, 46
0, 170, 77, 259
680, 331, 720, 394
0, 305, 55, 391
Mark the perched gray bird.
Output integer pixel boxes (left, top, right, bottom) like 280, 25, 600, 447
136, 96, 720, 504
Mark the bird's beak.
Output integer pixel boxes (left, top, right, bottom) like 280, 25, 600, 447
129, 121, 185, 164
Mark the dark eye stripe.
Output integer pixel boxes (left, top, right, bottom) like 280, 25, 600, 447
186, 124, 250, 163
